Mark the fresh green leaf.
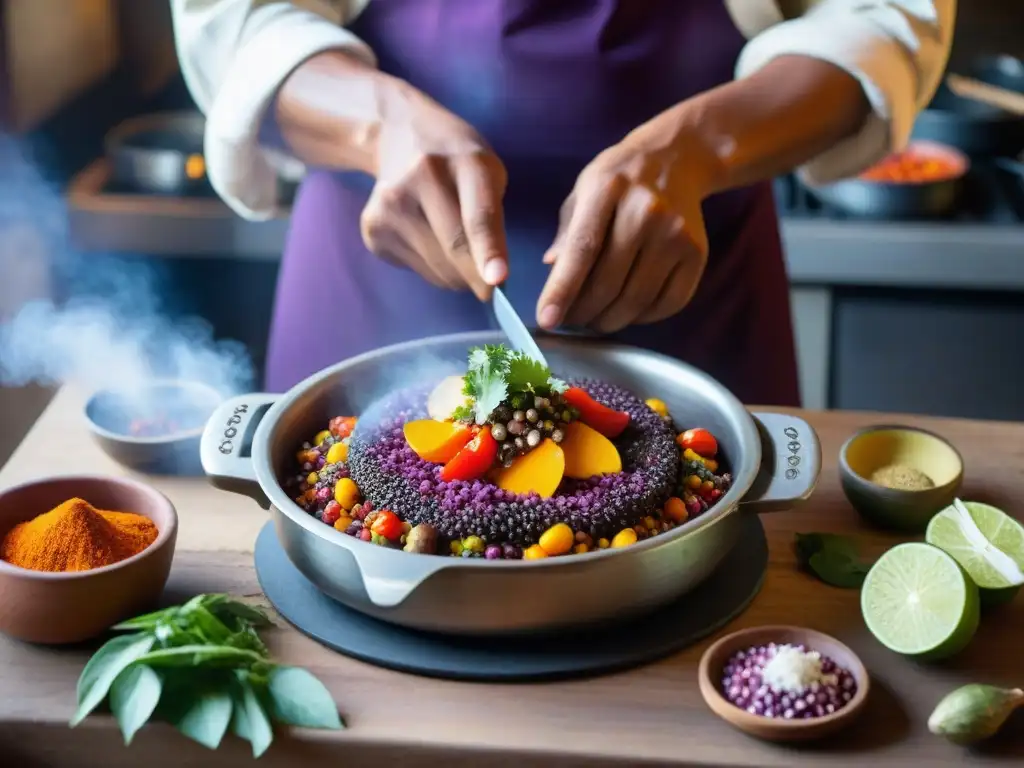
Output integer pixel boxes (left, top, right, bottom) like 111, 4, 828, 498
112, 605, 182, 632
109, 664, 163, 744
224, 625, 270, 658
451, 403, 474, 422
267, 666, 343, 730
548, 377, 568, 394
794, 532, 875, 589
72, 635, 156, 726
462, 345, 510, 424
794, 532, 858, 565
505, 354, 553, 395
807, 551, 871, 589
134, 644, 264, 668
182, 606, 234, 645
174, 687, 234, 750
206, 597, 272, 630
233, 675, 274, 758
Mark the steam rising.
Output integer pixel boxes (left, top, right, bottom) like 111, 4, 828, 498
0, 135, 254, 404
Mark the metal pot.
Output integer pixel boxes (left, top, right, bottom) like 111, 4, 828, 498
912, 56, 1024, 158
105, 111, 210, 196
200, 331, 821, 635
805, 140, 969, 220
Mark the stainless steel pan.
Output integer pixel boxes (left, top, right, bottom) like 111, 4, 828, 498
200, 331, 821, 635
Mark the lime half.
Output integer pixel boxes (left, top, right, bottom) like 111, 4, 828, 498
926, 499, 1024, 607
861, 542, 980, 660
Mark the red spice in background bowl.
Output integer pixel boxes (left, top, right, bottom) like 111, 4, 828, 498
84, 379, 224, 475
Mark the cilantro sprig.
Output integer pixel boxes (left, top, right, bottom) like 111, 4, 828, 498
71, 594, 342, 757
455, 344, 566, 425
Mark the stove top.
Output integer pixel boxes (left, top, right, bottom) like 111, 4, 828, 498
774, 160, 1024, 224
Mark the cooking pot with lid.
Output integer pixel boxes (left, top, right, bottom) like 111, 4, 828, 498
200, 331, 821, 635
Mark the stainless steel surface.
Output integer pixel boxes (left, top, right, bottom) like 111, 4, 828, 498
201, 331, 821, 635
491, 286, 548, 365
85, 379, 223, 475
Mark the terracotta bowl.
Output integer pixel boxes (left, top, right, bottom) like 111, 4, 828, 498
839, 425, 964, 533
698, 625, 870, 743
0, 475, 177, 644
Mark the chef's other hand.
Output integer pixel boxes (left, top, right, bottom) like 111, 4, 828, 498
537, 116, 720, 333
360, 87, 509, 300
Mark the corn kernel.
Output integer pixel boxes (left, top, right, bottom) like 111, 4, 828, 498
645, 398, 669, 418
611, 528, 638, 548
523, 544, 549, 560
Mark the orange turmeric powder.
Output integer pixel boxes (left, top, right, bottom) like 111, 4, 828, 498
0, 497, 158, 573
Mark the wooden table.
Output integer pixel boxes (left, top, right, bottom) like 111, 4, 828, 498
1, 388, 1022, 767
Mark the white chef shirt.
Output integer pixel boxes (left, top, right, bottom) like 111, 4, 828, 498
171, 0, 956, 221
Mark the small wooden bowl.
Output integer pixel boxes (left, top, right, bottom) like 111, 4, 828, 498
0, 475, 177, 644
839, 425, 963, 532
698, 626, 870, 743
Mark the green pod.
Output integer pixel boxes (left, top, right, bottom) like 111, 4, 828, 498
927, 684, 1024, 745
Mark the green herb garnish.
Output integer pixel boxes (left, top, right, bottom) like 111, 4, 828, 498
459, 344, 564, 424
71, 594, 342, 757
794, 532, 875, 589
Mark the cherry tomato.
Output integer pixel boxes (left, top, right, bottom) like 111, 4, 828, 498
370, 509, 403, 541
440, 429, 499, 482
329, 416, 357, 439
678, 428, 718, 457
562, 387, 630, 438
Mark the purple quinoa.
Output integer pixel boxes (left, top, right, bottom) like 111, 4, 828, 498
347, 379, 680, 545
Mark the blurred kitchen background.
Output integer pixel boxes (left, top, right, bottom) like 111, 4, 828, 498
1, 0, 1024, 466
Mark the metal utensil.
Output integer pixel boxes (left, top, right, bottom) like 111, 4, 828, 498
491, 286, 548, 366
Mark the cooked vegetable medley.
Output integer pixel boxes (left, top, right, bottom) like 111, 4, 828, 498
284, 345, 731, 559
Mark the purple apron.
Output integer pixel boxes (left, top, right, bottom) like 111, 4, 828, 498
265, 0, 800, 407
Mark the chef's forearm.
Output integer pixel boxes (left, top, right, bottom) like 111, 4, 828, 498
274, 50, 407, 176
668, 55, 872, 195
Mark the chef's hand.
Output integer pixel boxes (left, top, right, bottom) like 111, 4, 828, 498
359, 87, 509, 300
537, 114, 721, 333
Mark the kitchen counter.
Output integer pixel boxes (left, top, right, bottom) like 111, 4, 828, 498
66, 159, 1024, 291
1, 388, 1023, 767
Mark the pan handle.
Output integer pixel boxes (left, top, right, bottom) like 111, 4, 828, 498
200, 393, 278, 507
739, 412, 822, 513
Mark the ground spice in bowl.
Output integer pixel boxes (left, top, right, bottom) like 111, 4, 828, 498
0, 497, 158, 573
870, 463, 935, 491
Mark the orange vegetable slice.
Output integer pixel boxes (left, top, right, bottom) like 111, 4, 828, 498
560, 421, 622, 479
403, 419, 472, 464
494, 438, 565, 498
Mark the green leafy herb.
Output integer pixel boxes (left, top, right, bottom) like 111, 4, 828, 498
794, 532, 875, 589
267, 666, 343, 729
71, 594, 343, 756
109, 664, 162, 744
459, 344, 565, 423
462, 345, 510, 424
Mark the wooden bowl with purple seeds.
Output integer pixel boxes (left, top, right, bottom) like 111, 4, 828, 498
698, 625, 870, 742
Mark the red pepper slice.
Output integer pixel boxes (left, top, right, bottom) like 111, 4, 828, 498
678, 427, 718, 458
370, 509, 403, 541
440, 429, 498, 482
563, 387, 630, 438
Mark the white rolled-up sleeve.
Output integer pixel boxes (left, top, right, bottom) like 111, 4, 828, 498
735, 1, 956, 184
171, 1, 377, 220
